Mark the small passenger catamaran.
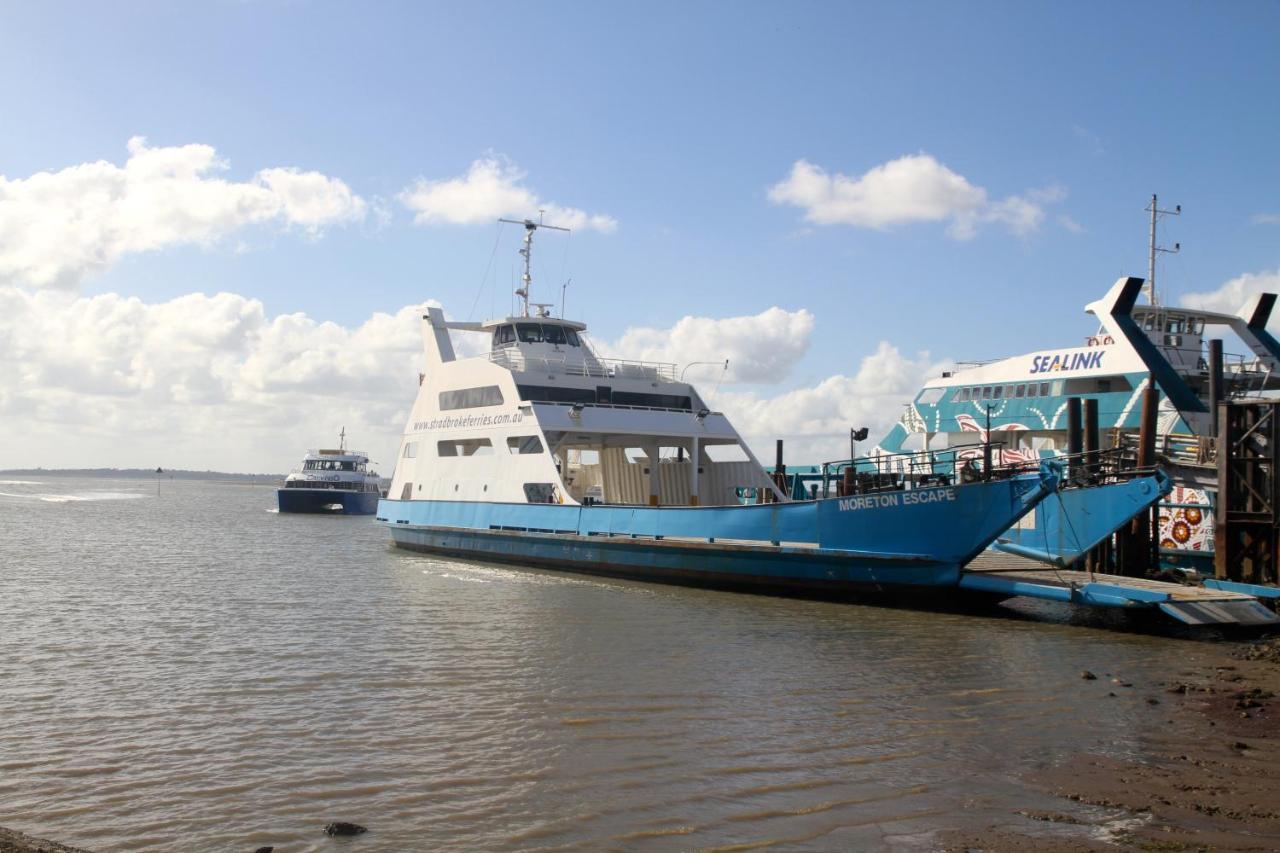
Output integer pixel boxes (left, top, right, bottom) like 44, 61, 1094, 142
377, 220, 1061, 595
278, 429, 383, 514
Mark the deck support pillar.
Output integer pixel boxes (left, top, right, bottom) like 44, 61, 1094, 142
690, 436, 700, 506
647, 443, 660, 507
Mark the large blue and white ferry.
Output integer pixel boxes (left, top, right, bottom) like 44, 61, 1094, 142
278, 431, 383, 515
872, 273, 1280, 569
376, 221, 1060, 595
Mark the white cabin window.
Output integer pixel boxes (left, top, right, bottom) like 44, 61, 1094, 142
523, 483, 559, 503
507, 435, 544, 455
916, 388, 945, 405
402, 441, 418, 458
439, 386, 504, 410
438, 438, 494, 457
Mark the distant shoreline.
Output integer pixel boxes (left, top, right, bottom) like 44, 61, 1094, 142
0, 468, 284, 484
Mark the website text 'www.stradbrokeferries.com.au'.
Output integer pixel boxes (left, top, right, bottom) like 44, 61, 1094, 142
837, 488, 957, 512
412, 412, 524, 431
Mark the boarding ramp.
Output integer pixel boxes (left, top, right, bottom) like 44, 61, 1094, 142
962, 551, 1279, 627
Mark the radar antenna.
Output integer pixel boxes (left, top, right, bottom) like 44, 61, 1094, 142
499, 215, 570, 317
1145, 194, 1181, 306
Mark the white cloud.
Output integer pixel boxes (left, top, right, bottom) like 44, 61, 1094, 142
0, 137, 366, 289
0, 287, 430, 472
603, 306, 814, 384
0, 291, 939, 472
768, 154, 1061, 239
1180, 269, 1280, 315
714, 342, 949, 463
399, 157, 617, 232
1057, 214, 1086, 234
1251, 213, 1280, 226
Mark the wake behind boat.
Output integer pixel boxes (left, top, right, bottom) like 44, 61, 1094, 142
377, 220, 1059, 595
278, 429, 383, 515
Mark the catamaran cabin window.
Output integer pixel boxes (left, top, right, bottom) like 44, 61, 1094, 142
1043, 382, 1054, 396
507, 435, 544, 455
439, 385, 504, 410
953, 388, 970, 402
402, 442, 417, 458
1015, 384, 1026, 398
1027, 384, 1038, 398
438, 438, 494, 457
993, 386, 1003, 399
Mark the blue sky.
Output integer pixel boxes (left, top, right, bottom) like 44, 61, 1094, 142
2, 1, 1278, 469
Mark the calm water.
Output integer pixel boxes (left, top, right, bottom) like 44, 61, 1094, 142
0, 477, 1229, 851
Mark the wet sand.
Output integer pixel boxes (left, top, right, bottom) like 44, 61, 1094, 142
940, 636, 1280, 851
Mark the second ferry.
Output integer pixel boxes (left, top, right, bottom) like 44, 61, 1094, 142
278, 430, 383, 514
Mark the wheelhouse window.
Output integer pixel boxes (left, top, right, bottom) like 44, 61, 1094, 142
494, 325, 516, 346
439, 385, 504, 410
402, 442, 417, 458
438, 438, 494, 457
513, 323, 582, 346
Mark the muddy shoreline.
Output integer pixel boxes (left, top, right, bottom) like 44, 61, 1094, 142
940, 636, 1280, 851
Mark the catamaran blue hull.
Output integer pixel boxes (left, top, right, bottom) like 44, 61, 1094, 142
377, 467, 1057, 594
277, 488, 379, 515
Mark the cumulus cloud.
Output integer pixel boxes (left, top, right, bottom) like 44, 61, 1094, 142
1180, 269, 1280, 315
0, 137, 366, 289
399, 156, 617, 232
768, 154, 1061, 239
0, 286, 429, 471
714, 342, 950, 463
603, 307, 814, 384
0, 288, 940, 472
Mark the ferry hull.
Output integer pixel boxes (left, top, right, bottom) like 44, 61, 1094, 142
387, 525, 962, 592
277, 488, 379, 515
378, 468, 1057, 594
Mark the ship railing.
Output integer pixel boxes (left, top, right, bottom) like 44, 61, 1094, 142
806, 446, 1156, 499
487, 350, 678, 382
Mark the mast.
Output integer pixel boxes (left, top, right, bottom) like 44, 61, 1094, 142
1144, 194, 1181, 306
339, 426, 346, 453
499, 215, 570, 318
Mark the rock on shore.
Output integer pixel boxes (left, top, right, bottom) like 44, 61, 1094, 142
0, 826, 90, 853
